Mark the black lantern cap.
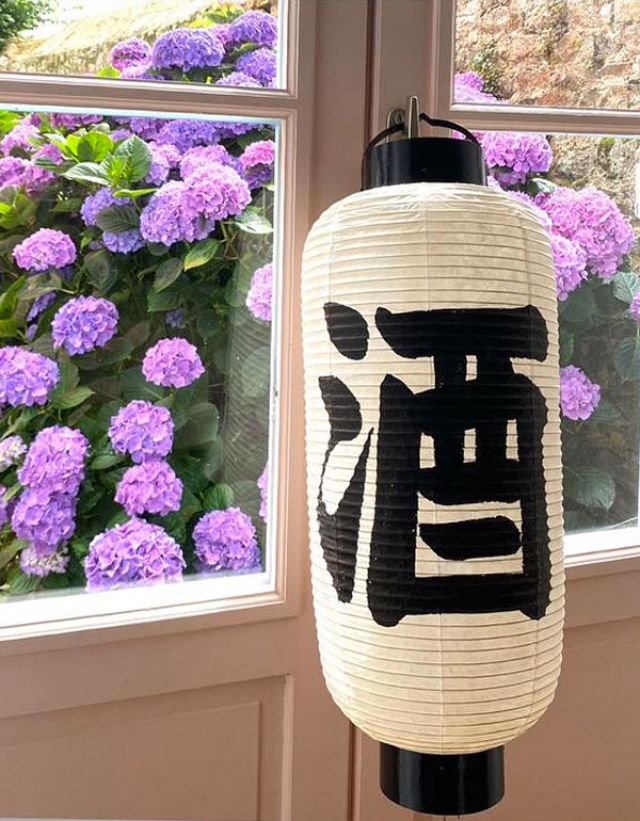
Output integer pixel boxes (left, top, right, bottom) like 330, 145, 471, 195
380, 743, 505, 816
362, 109, 487, 190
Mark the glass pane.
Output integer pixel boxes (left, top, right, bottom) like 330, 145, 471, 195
0, 107, 277, 598
455, 0, 640, 110
477, 128, 640, 535
0, 1, 283, 89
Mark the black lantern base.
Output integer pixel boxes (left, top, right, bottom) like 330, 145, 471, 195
380, 743, 504, 816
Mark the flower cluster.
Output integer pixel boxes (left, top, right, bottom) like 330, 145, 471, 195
247, 262, 273, 322
551, 233, 588, 301
228, 11, 278, 48
454, 71, 497, 104
142, 338, 205, 388
52, 296, 119, 355
11, 490, 77, 556
20, 545, 69, 577
85, 518, 185, 591
18, 426, 89, 497
0, 347, 59, 407
235, 47, 277, 87
115, 459, 183, 517
13, 228, 77, 272
193, 508, 261, 572
560, 366, 601, 421
81, 188, 129, 227
109, 400, 174, 464
182, 163, 251, 221
240, 139, 275, 189
151, 28, 224, 72
481, 131, 553, 186
0, 156, 55, 195
109, 38, 151, 71
536, 187, 635, 280
0, 435, 26, 471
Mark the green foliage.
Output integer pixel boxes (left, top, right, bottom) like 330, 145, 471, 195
0, 0, 51, 51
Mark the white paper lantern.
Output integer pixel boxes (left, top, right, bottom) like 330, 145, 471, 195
301, 133, 564, 815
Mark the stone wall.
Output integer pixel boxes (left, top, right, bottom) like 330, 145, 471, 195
456, 0, 640, 233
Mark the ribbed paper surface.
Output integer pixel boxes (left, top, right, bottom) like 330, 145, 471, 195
301, 183, 564, 755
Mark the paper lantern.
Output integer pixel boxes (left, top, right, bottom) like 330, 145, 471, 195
301, 118, 564, 815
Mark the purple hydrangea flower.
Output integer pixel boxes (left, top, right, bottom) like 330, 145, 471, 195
151, 28, 224, 72
142, 337, 205, 388
155, 119, 222, 152
551, 233, 588, 301
80, 187, 129, 227
235, 47, 277, 87
19, 425, 89, 496
20, 544, 69, 577
0, 435, 27, 470
182, 162, 251, 221
560, 365, 601, 421
1, 120, 40, 155
166, 308, 186, 329
49, 113, 102, 130
228, 11, 278, 48
179, 144, 238, 179
454, 71, 497, 104
536, 187, 635, 280
85, 517, 185, 591
210, 23, 232, 47
27, 292, 56, 322
0, 347, 59, 407
257, 464, 268, 521
13, 228, 77, 272
215, 71, 262, 88
247, 262, 273, 321
109, 400, 174, 464
139, 180, 212, 247
110, 37, 151, 70
34, 143, 64, 165
0, 486, 7, 527
102, 228, 145, 254
240, 139, 275, 189
110, 128, 132, 142
630, 291, 640, 321
119, 62, 153, 80
115, 116, 165, 141
193, 507, 261, 571
52, 296, 119, 355
481, 131, 553, 186
0, 156, 29, 189
146, 141, 181, 185
115, 460, 183, 517
11, 489, 77, 556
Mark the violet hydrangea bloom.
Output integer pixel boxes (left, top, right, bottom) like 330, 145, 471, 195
235, 47, 277, 87
151, 28, 224, 72
560, 365, 601, 421
139, 180, 212, 247
0, 435, 27, 470
182, 162, 251, 221
11, 489, 77, 556
102, 228, 145, 254
1, 120, 40, 155
165, 308, 186, 329
20, 545, 69, 577
257, 464, 268, 522
0, 156, 30, 189
19, 426, 90, 497
629, 291, 640, 321
228, 11, 278, 48
247, 262, 273, 322
454, 71, 497, 104
52, 296, 119, 355
115, 116, 164, 141
193, 507, 261, 572
0, 347, 59, 407
240, 139, 275, 189
481, 131, 552, 186
49, 113, 102, 130
80, 187, 129, 227
110, 37, 151, 70
115, 460, 183, 517
85, 517, 185, 591
210, 23, 232, 48
146, 141, 181, 185
536, 187, 635, 280
33, 143, 64, 165
119, 62, 154, 80
179, 144, 237, 179
142, 337, 205, 388
109, 400, 174, 464
551, 233, 588, 301
0, 486, 7, 527
215, 71, 262, 89
13, 228, 77, 272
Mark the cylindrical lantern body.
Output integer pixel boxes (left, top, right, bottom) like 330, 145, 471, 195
301, 183, 564, 757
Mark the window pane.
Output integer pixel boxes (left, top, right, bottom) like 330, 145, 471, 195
476, 127, 640, 535
455, 0, 640, 110
0, 107, 277, 597
0, 1, 283, 89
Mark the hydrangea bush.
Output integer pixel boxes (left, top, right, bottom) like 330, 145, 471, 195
0, 6, 277, 597
458, 71, 640, 534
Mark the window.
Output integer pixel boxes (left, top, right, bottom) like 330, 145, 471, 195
0, 0, 306, 633
424, 1, 640, 562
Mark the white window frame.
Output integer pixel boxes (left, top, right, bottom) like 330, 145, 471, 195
0, 0, 317, 642
368, 0, 640, 572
